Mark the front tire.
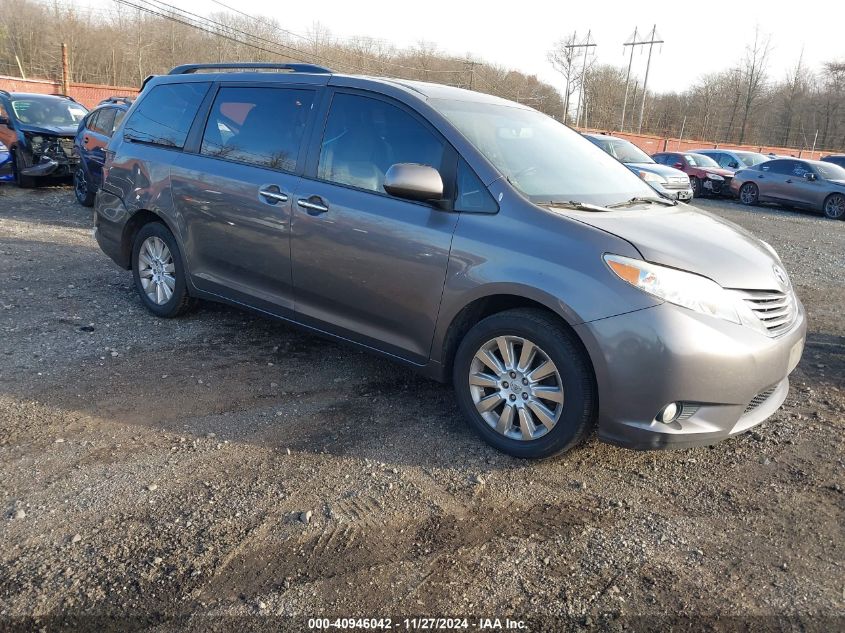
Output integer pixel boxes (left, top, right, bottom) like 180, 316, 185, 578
131, 222, 195, 318
689, 176, 701, 198
452, 308, 596, 459
739, 182, 759, 206
13, 148, 36, 188
74, 167, 95, 207
823, 193, 845, 219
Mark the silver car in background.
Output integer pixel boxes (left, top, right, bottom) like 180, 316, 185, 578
693, 148, 770, 171
731, 158, 845, 219
584, 133, 693, 201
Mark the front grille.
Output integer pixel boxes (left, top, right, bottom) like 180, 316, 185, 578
745, 384, 778, 414
733, 289, 797, 337
664, 177, 690, 190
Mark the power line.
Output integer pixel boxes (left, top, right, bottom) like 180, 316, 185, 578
203, 0, 465, 75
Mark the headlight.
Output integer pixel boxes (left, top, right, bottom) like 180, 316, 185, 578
705, 172, 724, 181
639, 171, 668, 184
604, 254, 741, 324
27, 134, 44, 152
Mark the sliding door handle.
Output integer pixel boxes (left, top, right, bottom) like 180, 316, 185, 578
297, 197, 329, 213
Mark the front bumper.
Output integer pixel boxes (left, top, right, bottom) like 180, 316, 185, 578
574, 298, 806, 450
18, 137, 78, 178
650, 181, 693, 201
703, 176, 733, 196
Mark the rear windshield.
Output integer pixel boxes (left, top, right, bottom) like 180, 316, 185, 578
607, 139, 653, 164
815, 162, 845, 180
734, 151, 769, 167
432, 99, 654, 206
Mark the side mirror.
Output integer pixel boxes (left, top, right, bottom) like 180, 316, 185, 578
804, 172, 816, 181
729, 161, 739, 169
383, 163, 444, 203
673, 162, 684, 170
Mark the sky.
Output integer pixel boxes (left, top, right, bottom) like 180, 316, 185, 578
89, 0, 844, 93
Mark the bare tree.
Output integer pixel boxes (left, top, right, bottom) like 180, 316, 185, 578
547, 32, 580, 123
738, 26, 772, 144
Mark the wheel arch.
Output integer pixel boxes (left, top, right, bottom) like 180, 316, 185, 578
434, 289, 594, 383
120, 208, 183, 269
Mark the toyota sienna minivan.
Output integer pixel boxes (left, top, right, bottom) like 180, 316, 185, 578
94, 63, 806, 459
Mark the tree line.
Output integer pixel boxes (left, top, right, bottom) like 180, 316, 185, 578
550, 28, 844, 152
2, 0, 842, 152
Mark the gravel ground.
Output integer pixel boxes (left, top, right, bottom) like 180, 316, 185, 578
0, 185, 843, 632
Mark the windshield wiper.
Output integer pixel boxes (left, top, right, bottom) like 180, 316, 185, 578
607, 196, 677, 209
542, 200, 611, 212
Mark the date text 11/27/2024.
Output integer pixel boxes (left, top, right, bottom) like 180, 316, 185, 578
307, 618, 527, 630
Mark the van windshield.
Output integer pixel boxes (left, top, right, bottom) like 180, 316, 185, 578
431, 99, 655, 206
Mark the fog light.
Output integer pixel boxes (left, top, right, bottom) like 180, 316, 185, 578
656, 402, 680, 424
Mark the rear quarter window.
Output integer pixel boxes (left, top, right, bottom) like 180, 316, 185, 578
123, 82, 209, 148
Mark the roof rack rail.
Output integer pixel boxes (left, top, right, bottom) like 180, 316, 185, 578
98, 96, 134, 106
168, 62, 332, 75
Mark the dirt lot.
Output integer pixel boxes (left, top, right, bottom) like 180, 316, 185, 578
0, 185, 843, 632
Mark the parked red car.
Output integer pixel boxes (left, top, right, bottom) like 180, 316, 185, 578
652, 152, 735, 198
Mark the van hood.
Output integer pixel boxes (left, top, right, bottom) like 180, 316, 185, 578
561, 204, 784, 291
17, 123, 78, 137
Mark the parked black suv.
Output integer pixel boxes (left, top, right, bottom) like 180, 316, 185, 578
0, 91, 88, 187
73, 96, 132, 205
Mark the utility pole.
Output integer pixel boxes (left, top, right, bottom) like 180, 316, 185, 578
61, 43, 70, 96
636, 25, 663, 134
464, 59, 479, 91
565, 30, 596, 129
619, 27, 637, 132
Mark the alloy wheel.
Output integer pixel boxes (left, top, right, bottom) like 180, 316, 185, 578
740, 183, 758, 205
824, 194, 845, 219
137, 236, 176, 305
468, 336, 565, 441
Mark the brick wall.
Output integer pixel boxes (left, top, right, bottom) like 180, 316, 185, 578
0, 75, 139, 110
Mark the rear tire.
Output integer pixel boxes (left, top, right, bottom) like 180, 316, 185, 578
452, 308, 596, 459
74, 167, 95, 207
131, 222, 195, 318
739, 182, 759, 206
823, 193, 845, 220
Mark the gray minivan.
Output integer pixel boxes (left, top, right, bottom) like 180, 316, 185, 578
94, 63, 806, 458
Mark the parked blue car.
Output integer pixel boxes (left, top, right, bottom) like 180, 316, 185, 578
0, 141, 12, 183
73, 97, 132, 206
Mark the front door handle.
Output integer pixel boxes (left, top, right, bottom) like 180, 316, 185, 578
297, 197, 329, 214
785, 179, 793, 184
258, 185, 288, 205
